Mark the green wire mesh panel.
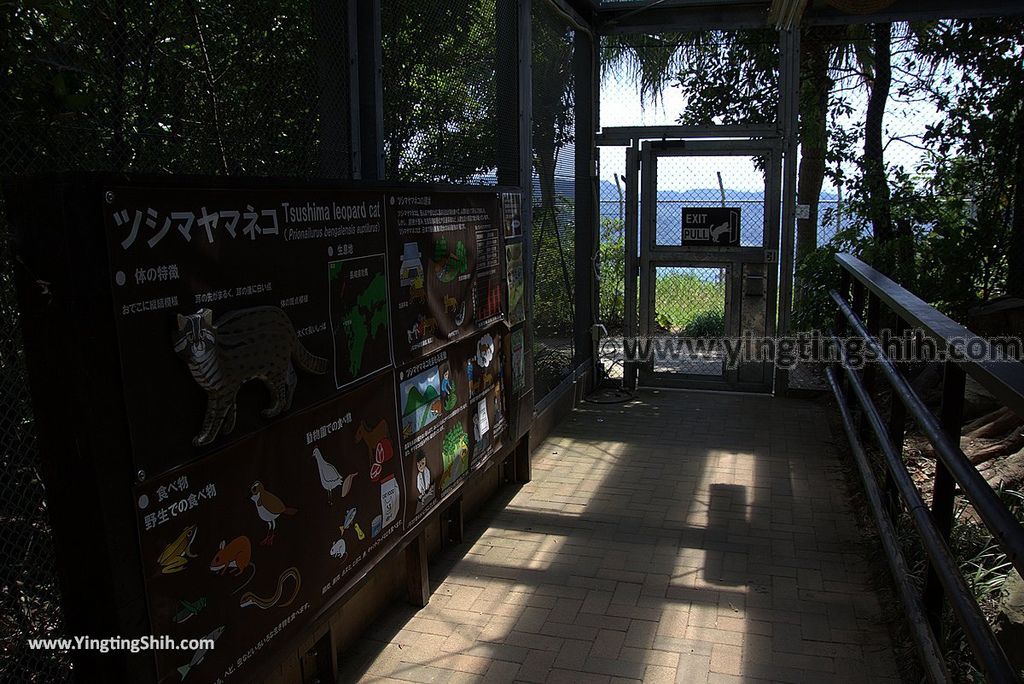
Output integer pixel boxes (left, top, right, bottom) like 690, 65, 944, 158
654, 155, 768, 248
652, 266, 727, 377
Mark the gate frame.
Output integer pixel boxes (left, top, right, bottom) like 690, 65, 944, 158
633, 137, 782, 392
595, 27, 800, 394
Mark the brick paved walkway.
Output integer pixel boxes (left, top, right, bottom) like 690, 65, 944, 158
340, 390, 900, 683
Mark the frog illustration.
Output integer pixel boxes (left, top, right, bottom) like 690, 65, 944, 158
158, 525, 198, 574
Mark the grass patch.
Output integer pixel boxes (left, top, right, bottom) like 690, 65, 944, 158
654, 271, 726, 333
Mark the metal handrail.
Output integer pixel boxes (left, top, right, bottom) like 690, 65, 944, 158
829, 253, 1024, 682
825, 366, 950, 683
828, 356, 1011, 681
836, 253, 1024, 418
831, 291, 1024, 572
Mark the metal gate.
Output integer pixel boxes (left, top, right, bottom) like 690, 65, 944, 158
631, 139, 781, 392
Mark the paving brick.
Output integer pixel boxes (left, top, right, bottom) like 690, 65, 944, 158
431, 652, 492, 675
483, 659, 520, 683
709, 643, 743, 676
644, 664, 678, 683
514, 606, 552, 634
338, 390, 899, 683
553, 637, 593, 670
590, 628, 627, 659
517, 648, 558, 683
545, 668, 611, 684
674, 652, 711, 684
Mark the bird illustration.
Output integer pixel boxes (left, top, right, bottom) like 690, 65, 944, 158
312, 446, 357, 506
250, 481, 297, 546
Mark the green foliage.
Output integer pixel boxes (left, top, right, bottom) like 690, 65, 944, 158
943, 487, 1024, 681
382, 0, 496, 182
654, 272, 725, 333
530, 3, 576, 346
532, 196, 575, 337
598, 217, 626, 330
3, 1, 323, 175
684, 310, 725, 338
793, 224, 867, 332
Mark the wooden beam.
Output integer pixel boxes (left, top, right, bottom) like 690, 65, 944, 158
405, 533, 430, 607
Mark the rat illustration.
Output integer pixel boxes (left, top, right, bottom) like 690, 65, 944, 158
209, 536, 256, 595
209, 536, 251, 575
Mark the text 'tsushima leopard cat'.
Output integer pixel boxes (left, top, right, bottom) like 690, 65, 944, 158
173, 307, 328, 446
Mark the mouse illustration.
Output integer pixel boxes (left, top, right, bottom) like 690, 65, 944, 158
210, 536, 256, 596
209, 536, 252, 576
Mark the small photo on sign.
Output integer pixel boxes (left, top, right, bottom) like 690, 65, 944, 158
501, 192, 522, 238
505, 243, 525, 326
399, 364, 443, 437
510, 329, 525, 394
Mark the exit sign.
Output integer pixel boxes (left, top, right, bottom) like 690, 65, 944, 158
681, 207, 740, 246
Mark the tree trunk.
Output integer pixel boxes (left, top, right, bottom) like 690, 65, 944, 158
1008, 106, 1024, 297
864, 23, 901, 282
794, 30, 832, 275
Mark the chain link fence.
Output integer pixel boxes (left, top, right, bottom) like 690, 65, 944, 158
596, 23, 973, 391
531, 1, 579, 399
652, 266, 727, 376
3, 3, 586, 675
2, 2, 351, 679
381, 0, 498, 184
380, 0, 582, 403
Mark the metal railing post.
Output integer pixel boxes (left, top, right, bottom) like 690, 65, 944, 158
834, 269, 852, 400
885, 315, 909, 519
923, 360, 967, 636
829, 253, 1024, 680
865, 292, 881, 397
850, 280, 866, 416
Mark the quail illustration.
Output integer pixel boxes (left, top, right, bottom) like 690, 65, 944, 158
312, 447, 357, 506
250, 481, 297, 545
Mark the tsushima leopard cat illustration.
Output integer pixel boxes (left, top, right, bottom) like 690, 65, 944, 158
173, 306, 328, 446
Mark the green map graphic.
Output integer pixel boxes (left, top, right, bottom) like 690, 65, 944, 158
338, 272, 388, 377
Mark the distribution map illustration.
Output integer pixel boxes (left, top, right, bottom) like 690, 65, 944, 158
329, 254, 392, 388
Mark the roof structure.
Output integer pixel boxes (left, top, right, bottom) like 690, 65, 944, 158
559, 0, 1024, 32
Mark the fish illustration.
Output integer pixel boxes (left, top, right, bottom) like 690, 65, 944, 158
177, 625, 225, 680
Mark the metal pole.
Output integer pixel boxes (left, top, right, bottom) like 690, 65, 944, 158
624, 144, 640, 389
776, 28, 800, 394
574, 28, 597, 380
923, 360, 967, 636
353, 0, 384, 179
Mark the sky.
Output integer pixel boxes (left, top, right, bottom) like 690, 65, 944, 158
596, 58, 944, 196
598, 68, 776, 194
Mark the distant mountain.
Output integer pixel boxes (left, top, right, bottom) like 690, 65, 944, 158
597, 179, 839, 203
404, 384, 439, 416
